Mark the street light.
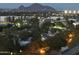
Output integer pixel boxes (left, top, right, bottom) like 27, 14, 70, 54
68, 38, 72, 43
39, 48, 46, 55
67, 32, 74, 44
68, 33, 74, 38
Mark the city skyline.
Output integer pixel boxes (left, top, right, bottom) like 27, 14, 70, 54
0, 3, 79, 10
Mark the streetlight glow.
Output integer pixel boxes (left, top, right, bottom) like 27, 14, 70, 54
39, 48, 46, 55
68, 38, 72, 43
68, 33, 73, 38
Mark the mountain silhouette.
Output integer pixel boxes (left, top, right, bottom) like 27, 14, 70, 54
18, 3, 56, 12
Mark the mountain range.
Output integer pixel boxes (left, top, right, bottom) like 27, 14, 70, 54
18, 3, 56, 12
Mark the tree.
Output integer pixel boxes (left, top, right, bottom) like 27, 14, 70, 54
45, 31, 67, 50
41, 21, 51, 33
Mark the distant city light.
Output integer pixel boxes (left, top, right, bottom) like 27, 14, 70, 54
73, 23, 77, 27
10, 52, 13, 55
64, 10, 79, 14
73, 10, 76, 14
41, 37, 46, 41
69, 10, 72, 14
77, 10, 79, 13
64, 10, 67, 14
16, 23, 21, 27
19, 50, 22, 53
73, 22, 79, 27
